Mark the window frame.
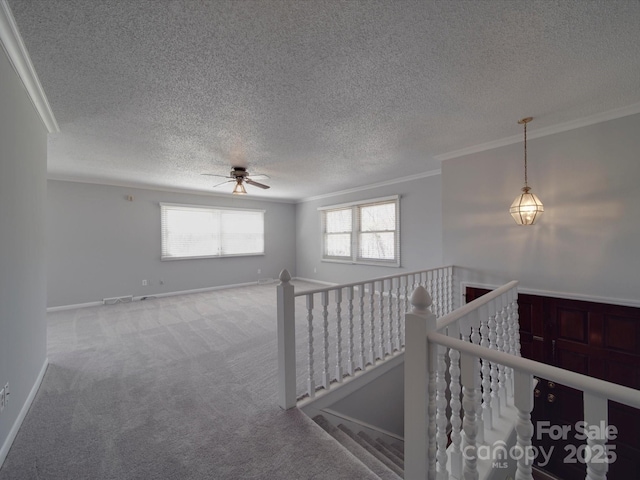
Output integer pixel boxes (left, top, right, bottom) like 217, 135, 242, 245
319, 195, 400, 267
160, 202, 265, 261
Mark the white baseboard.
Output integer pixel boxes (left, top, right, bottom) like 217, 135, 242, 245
134, 281, 259, 300
46, 281, 262, 312
0, 357, 49, 468
47, 301, 103, 312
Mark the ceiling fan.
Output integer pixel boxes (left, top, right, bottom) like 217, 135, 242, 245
202, 166, 270, 195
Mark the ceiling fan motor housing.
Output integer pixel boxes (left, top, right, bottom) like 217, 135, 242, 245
231, 167, 248, 179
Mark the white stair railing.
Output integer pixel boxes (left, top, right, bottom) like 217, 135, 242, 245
277, 266, 454, 409
404, 284, 640, 480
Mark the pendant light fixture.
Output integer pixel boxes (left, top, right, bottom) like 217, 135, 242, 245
510, 117, 544, 225
232, 179, 247, 195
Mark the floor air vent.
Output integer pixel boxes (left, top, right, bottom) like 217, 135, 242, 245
103, 295, 133, 305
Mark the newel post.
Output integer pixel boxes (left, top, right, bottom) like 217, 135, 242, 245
405, 286, 437, 480
277, 269, 296, 409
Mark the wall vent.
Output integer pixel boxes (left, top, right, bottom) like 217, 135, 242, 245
102, 295, 133, 305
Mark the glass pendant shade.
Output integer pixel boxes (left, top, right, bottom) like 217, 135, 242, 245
232, 180, 247, 195
510, 186, 544, 225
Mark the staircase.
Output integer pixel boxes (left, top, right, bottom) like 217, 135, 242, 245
278, 267, 640, 479
313, 415, 404, 480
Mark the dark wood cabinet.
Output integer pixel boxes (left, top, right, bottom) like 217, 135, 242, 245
466, 287, 640, 480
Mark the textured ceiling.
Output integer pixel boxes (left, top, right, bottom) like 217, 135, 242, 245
8, 0, 640, 200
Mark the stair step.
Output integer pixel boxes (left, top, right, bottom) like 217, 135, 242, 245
356, 431, 404, 469
533, 466, 564, 480
313, 415, 402, 480
380, 439, 404, 460
337, 424, 404, 477
391, 440, 405, 455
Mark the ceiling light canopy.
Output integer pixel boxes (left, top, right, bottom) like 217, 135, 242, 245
509, 117, 544, 225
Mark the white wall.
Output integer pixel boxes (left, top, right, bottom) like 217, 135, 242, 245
296, 174, 443, 284
47, 181, 297, 307
443, 113, 640, 306
327, 363, 404, 436
0, 48, 48, 461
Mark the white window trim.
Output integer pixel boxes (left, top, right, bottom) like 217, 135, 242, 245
160, 202, 265, 261
318, 195, 400, 267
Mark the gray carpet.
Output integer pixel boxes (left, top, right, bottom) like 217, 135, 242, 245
0, 282, 379, 479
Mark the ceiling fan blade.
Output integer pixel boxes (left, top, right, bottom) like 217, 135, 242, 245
212, 179, 234, 188
202, 173, 233, 179
247, 173, 270, 180
245, 178, 270, 189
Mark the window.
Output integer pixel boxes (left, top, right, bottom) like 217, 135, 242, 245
320, 196, 399, 266
160, 203, 264, 260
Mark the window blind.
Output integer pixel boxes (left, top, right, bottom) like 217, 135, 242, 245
323, 208, 352, 258
161, 203, 264, 260
357, 201, 397, 260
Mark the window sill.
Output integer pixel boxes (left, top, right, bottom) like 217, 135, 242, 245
321, 259, 401, 268
161, 252, 265, 261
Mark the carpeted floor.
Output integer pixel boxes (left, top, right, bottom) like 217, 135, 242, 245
0, 282, 379, 479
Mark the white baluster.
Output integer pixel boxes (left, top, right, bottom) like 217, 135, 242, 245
306, 294, 316, 398
321, 291, 330, 389
426, 270, 434, 315
387, 278, 394, 353
446, 266, 454, 315
504, 292, 515, 402
512, 290, 522, 357
358, 285, 366, 370
461, 351, 480, 480
448, 323, 463, 480
346, 286, 355, 376
369, 282, 376, 364
335, 289, 343, 383
395, 277, 402, 351
428, 339, 437, 480
496, 296, 507, 410
379, 280, 386, 358
488, 300, 501, 419
436, 343, 449, 480
507, 289, 517, 358
479, 303, 493, 432
514, 370, 534, 480
437, 268, 444, 318
469, 311, 484, 444
584, 393, 609, 480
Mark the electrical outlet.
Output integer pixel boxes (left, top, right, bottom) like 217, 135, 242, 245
142, 279, 148, 286
257, 268, 261, 275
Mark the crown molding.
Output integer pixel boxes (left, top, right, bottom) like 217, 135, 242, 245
298, 168, 441, 203
435, 102, 640, 162
0, 0, 59, 133
47, 174, 298, 204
